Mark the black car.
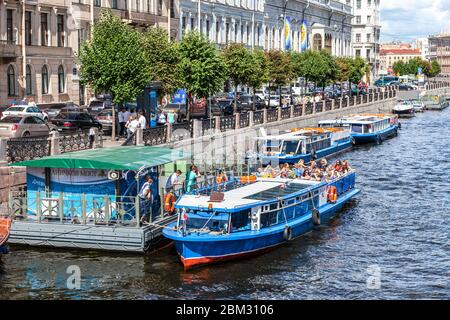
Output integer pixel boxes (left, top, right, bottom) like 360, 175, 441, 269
237, 95, 266, 111
51, 111, 103, 131
37, 102, 80, 119
210, 99, 234, 116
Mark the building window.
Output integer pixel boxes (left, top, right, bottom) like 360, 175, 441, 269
356, 16, 361, 24
25, 11, 32, 46
158, 0, 163, 16
170, 0, 175, 18
57, 15, 65, 47
182, 16, 186, 35
216, 20, 220, 43
41, 13, 48, 46
7, 65, 16, 96
7, 9, 14, 43
206, 20, 210, 39
356, 0, 361, 9
94, 0, 101, 7
356, 49, 361, 57
112, 0, 118, 9
313, 34, 322, 51
26, 65, 33, 95
42, 65, 49, 94
356, 33, 361, 43
58, 65, 65, 94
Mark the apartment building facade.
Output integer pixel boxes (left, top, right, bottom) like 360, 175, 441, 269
429, 32, 450, 75
351, 0, 381, 83
0, 0, 178, 107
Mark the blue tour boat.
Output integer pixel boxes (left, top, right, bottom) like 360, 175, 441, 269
318, 114, 399, 144
163, 172, 360, 269
250, 127, 353, 165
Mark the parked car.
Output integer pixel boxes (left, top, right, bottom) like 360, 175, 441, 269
1, 105, 49, 121
0, 116, 57, 138
268, 95, 280, 107
237, 94, 266, 111
87, 99, 113, 115
37, 102, 80, 119
211, 99, 234, 116
51, 111, 102, 132
392, 82, 415, 91
94, 108, 119, 132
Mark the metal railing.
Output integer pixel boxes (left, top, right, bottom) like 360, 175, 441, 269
6, 136, 51, 163
220, 115, 236, 132
143, 126, 167, 146
281, 107, 291, 120
239, 112, 250, 128
253, 110, 264, 125
267, 108, 278, 122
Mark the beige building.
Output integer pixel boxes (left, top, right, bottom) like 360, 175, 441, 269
0, 0, 178, 108
379, 43, 421, 73
429, 32, 450, 75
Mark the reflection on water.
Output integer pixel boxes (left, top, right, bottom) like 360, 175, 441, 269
1, 109, 450, 299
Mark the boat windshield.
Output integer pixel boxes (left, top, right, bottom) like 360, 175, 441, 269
281, 141, 300, 154
184, 210, 229, 233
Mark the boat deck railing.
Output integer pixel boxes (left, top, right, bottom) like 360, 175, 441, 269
2, 190, 169, 228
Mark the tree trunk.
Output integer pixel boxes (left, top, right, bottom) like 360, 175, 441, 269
186, 92, 191, 121
252, 87, 256, 111
111, 101, 116, 141
234, 84, 238, 114
279, 84, 282, 108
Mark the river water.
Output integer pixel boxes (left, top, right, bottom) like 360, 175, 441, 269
1, 108, 449, 300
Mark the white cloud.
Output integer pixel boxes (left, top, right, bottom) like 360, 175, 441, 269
380, 0, 450, 42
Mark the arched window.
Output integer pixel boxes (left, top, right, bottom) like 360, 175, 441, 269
26, 65, 33, 95
7, 65, 16, 96
58, 65, 65, 93
313, 34, 322, 51
42, 65, 49, 94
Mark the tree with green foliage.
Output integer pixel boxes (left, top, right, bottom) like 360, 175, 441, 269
266, 50, 294, 107
393, 60, 406, 76
222, 43, 254, 113
142, 27, 181, 96
178, 31, 227, 119
318, 50, 340, 88
335, 57, 351, 83
246, 49, 270, 110
348, 57, 367, 85
78, 10, 151, 140
429, 60, 441, 78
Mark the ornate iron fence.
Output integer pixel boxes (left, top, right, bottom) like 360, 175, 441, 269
364, 94, 369, 104
253, 110, 264, 125
267, 108, 278, 122
201, 118, 216, 135
305, 102, 314, 115
349, 97, 355, 106
293, 105, 303, 117
281, 107, 290, 120
315, 101, 324, 113
342, 98, 348, 108
59, 130, 100, 154
239, 112, 250, 128
374, 93, 379, 102
6, 136, 50, 163
143, 126, 167, 146
325, 100, 332, 111
220, 115, 236, 132
171, 122, 192, 142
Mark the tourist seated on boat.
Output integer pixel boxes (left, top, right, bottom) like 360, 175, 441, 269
309, 160, 317, 170
297, 159, 307, 169
313, 168, 323, 182
317, 158, 328, 170
255, 167, 264, 177
293, 163, 304, 178
342, 160, 352, 173
335, 160, 343, 173
280, 163, 292, 179
301, 169, 312, 180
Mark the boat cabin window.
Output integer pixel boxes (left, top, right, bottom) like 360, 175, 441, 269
305, 137, 331, 153
230, 209, 251, 232
281, 141, 300, 154
263, 140, 280, 153
351, 124, 370, 134
186, 211, 228, 232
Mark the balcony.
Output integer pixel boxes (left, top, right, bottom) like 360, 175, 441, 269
0, 40, 19, 60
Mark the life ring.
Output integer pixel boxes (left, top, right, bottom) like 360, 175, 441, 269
283, 226, 293, 241
327, 186, 338, 203
312, 209, 321, 226
164, 193, 175, 213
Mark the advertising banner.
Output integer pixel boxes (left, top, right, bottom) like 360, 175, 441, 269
300, 20, 308, 52
285, 16, 292, 51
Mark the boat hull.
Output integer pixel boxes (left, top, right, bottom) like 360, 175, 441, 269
393, 108, 415, 118
352, 125, 398, 144
259, 139, 353, 165
0, 217, 12, 255
164, 188, 360, 269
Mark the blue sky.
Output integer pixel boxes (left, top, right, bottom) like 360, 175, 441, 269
380, 0, 450, 42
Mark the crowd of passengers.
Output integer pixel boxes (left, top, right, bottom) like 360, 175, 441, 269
256, 158, 352, 182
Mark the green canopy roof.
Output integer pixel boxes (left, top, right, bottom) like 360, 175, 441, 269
12, 146, 190, 171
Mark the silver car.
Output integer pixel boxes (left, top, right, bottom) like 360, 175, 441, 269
0, 116, 57, 138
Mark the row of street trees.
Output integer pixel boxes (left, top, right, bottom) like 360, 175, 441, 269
392, 57, 441, 78
78, 10, 371, 138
